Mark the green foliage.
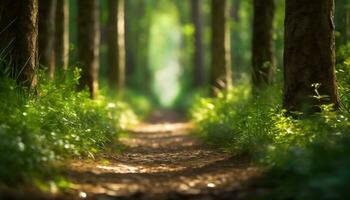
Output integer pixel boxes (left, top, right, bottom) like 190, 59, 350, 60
0, 68, 136, 184
337, 43, 350, 112
191, 77, 280, 155
123, 89, 153, 118
191, 66, 350, 199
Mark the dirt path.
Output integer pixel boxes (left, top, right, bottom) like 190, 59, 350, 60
63, 111, 265, 200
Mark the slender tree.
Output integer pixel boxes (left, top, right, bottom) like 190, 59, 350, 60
191, 0, 205, 87
0, 0, 39, 90
38, 0, 57, 79
77, 0, 100, 99
283, 0, 339, 113
252, 0, 276, 90
55, 0, 69, 71
107, 0, 125, 96
125, 0, 153, 94
231, 0, 242, 73
335, 0, 350, 45
210, 0, 232, 95
231, 0, 241, 22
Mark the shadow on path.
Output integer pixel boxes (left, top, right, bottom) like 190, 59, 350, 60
0, 111, 269, 200
62, 111, 268, 200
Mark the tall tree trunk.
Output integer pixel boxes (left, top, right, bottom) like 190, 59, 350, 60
335, 0, 350, 45
125, 0, 152, 95
107, 0, 125, 96
0, 0, 38, 90
252, 0, 276, 90
231, 0, 241, 22
191, 0, 205, 88
39, 0, 57, 79
55, 0, 69, 72
77, 0, 100, 99
210, 0, 232, 95
231, 0, 242, 74
283, 0, 340, 113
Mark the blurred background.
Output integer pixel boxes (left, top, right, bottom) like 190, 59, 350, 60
66, 0, 286, 110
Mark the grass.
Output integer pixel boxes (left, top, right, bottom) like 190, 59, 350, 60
191, 46, 350, 199
0, 67, 137, 186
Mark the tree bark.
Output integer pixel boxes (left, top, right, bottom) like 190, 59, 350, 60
77, 0, 100, 99
252, 0, 276, 90
55, 0, 69, 71
210, 0, 232, 96
335, 0, 350, 45
231, 0, 243, 76
283, 0, 340, 113
107, 0, 125, 96
191, 0, 205, 88
0, 0, 39, 90
231, 0, 241, 22
38, 0, 57, 79
125, 0, 152, 94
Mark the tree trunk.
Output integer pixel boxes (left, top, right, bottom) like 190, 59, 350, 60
77, 0, 100, 99
252, 0, 276, 90
39, 0, 57, 79
125, 0, 152, 95
335, 0, 350, 45
283, 0, 340, 113
231, 0, 242, 74
231, 0, 241, 22
0, 0, 39, 90
210, 0, 232, 96
55, 0, 69, 71
191, 0, 205, 88
107, 0, 125, 96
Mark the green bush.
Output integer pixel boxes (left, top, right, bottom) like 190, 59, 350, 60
0, 68, 136, 184
191, 79, 280, 156
191, 53, 350, 199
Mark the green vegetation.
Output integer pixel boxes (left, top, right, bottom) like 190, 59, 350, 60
1, 0, 350, 199
191, 46, 350, 199
0, 68, 136, 184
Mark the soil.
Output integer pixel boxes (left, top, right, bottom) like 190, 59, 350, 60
63, 111, 269, 200
0, 111, 270, 200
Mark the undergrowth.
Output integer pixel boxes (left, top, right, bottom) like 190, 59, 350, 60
191, 47, 350, 199
0, 68, 137, 185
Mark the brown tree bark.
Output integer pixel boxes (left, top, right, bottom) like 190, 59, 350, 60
38, 0, 57, 79
252, 0, 276, 90
77, 0, 100, 99
191, 0, 205, 88
107, 0, 125, 96
55, 0, 69, 71
283, 0, 340, 113
210, 0, 232, 96
0, 0, 39, 90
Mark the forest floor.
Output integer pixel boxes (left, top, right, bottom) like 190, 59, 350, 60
1, 111, 270, 200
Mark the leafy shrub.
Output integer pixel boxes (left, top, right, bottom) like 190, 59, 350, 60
337, 43, 350, 112
191, 58, 350, 199
191, 79, 280, 156
0, 68, 136, 184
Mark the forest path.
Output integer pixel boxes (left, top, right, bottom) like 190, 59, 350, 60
64, 111, 265, 200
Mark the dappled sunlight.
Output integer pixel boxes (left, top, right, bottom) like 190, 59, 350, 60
70, 165, 260, 198
1, 0, 348, 199
129, 122, 192, 134
64, 111, 261, 199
